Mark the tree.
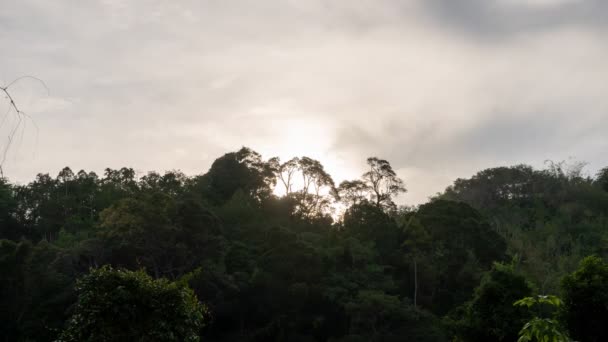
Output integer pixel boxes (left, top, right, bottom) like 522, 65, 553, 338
0, 179, 21, 240
596, 167, 608, 192
297, 157, 334, 196
99, 193, 223, 279
98, 167, 138, 207
295, 157, 336, 218
440, 162, 608, 294
273, 157, 300, 194
361, 157, 406, 210
267, 156, 337, 218
441, 165, 536, 210
197, 147, 276, 205
400, 214, 432, 308
560, 255, 608, 342
336, 180, 369, 208
0, 239, 30, 340
344, 290, 446, 342
451, 262, 532, 342
0, 239, 74, 341
415, 200, 507, 314
514, 295, 570, 342
140, 170, 187, 197
343, 202, 401, 258
58, 266, 206, 342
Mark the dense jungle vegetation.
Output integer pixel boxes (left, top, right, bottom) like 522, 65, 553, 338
2, 147, 608, 341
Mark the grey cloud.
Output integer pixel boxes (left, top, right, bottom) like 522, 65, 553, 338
333, 105, 608, 187
1, 0, 607, 205
424, 0, 608, 39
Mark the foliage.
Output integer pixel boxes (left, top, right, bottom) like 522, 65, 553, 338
0, 149, 607, 341
195, 147, 276, 205
414, 200, 507, 314
441, 163, 608, 293
451, 262, 532, 342
560, 255, 608, 342
57, 265, 206, 342
596, 167, 608, 192
0, 239, 74, 341
514, 295, 570, 342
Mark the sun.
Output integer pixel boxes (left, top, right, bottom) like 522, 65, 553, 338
255, 116, 360, 190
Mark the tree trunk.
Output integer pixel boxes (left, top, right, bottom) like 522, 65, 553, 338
414, 258, 418, 308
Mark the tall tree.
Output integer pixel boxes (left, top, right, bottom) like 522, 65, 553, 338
272, 157, 300, 194
400, 214, 432, 308
336, 180, 369, 208
362, 157, 406, 210
295, 157, 336, 218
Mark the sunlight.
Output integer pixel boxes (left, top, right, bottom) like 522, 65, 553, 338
256, 116, 360, 196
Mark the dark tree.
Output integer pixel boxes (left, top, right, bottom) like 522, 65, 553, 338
362, 157, 406, 210
561, 255, 608, 342
596, 167, 608, 192
58, 266, 206, 342
273, 156, 300, 194
336, 179, 369, 207
196, 147, 276, 205
415, 200, 507, 314
451, 263, 532, 342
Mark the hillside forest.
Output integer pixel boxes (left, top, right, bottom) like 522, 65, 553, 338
2, 147, 608, 341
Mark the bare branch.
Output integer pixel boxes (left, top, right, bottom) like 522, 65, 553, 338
0, 76, 46, 178
5, 75, 50, 95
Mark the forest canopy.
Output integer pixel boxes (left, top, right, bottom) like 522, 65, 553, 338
1, 147, 608, 341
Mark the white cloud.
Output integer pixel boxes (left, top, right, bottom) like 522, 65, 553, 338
0, 0, 606, 203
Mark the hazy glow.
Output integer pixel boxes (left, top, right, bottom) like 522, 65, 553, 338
1, 0, 607, 204
254, 115, 361, 192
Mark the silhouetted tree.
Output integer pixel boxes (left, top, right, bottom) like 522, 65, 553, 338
362, 157, 406, 210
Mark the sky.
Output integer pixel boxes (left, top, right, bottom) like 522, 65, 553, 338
1, 0, 607, 204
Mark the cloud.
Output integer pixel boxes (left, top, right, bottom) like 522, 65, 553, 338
423, 0, 608, 40
0, 0, 606, 204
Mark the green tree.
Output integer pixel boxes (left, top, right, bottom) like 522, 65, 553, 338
0, 240, 74, 341
58, 266, 206, 342
451, 262, 532, 342
196, 147, 276, 205
295, 156, 336, 218
596, 167, 608, 192
0, 239, 30, 340
440, 163, 608, 294
0, 179, 21, 240
342, 202, 401, 261
415, 200, 507, 314
400, 213, 432, 308
560, 255, 608, 342
514, 295, 570, 342
344, 290, 446, 342
99, 193, 223, 278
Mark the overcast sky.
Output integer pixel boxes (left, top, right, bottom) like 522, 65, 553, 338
1, 0, 607, 204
